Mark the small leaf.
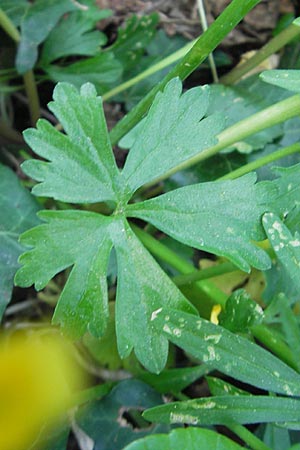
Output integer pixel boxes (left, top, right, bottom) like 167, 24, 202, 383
261, 69, 300, 93
1, 0, 29, 27
150, 307, 300, 395
40, 6, 111, 64
266, 163, 300, 219
16, 0, 77, 73
207, 376, 250, 397
76, 379, 169, 450
263, 213, 300, 292
139, 365, 210, 394
219, 289, 264, 333
22, 83, 121, 204
124, 427, 243, 450
0, 164, 40, 318
111, 14, 159, 72
143, 395, 300, 426
45, 53, 122, 93
121, 77, 224, 195
15, 210, 113, 338
111, 219, 196, 373
127, 174, 271, 271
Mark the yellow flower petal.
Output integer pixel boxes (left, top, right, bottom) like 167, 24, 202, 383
0, 331, 85, 450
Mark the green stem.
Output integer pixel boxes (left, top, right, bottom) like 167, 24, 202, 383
109, 0, 262, 145
0, 8, 20, 41
23, 70, 40, 125
219, 143, 300, 181
251, 324, 299, 372
0, 8, 40, 126
228, 422, 271, 450
145, 94, 300, 188
131, 223, 228, 315
102, 40, 195, 101
69, 382, 114, 409
220, 18, 300, 85
0, 119, 23, 142
172, 262, 239, 286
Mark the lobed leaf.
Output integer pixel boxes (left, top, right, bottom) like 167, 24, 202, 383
111, 219, 196, 373
15, 0, 77, 73
45, 53, 122, 93
124, 427, 243, 450
121, 77, 224, 195
150, 307, 300, 395
0, 164, 40, 318
143, 395, 300, 427
40, 4, 111, 64
22, 83, 121, 204
127, 173, 272, 271
15, 210, 114, 338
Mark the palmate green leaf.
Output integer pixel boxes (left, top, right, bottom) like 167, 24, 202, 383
15, 0, 78, 73
124, 428, 243, 450
263, 213, 300, 293
121, 77, 224, 195
143, 395, 300, 427
111, 218, 196, 373
40, 4, 111, 64
45, 53, 122, 93
126, 173, 272, 271
0, 164, 40, 318
150, 307, 300, 395
21, 83, 121, 204
15, 210, 113, 338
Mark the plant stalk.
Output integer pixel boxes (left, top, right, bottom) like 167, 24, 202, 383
220, 18, 300, 85
219, 142, 300, 181
251, 324, 299, 372
0, 7, 20, 41
102, 40, 195, 101
228, 422, 272, 450
109, 0, 262, 145
0, 7, 40, 126
23, 70, 41, 125
172, 262, 239, 286
145, 93, 300, 187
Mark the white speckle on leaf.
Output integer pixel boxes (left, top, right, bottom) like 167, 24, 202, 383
151, 307, 162, 321
193, 401, 216, 409
173, 328, 182, 337
196, 320, 202, 330
207, 346, 216, 361
273, 371, 280, 378
163, 324, 172, 334
170, 413, 198, 424
226, 227, 234, 234
288, 183, 293, 191
290, 239, 300, 247
283, 384, 294, 396
165, 315, 170, 321
204, 334, 222, 344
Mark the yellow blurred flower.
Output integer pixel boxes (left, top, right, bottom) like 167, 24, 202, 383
0, 331, 84, 450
